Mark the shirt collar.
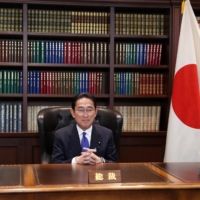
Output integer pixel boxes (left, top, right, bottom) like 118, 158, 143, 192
76, 124, 92, 137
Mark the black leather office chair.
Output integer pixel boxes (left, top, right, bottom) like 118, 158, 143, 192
37, 107, 123, 164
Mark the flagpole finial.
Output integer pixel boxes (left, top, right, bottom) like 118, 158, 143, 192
181, 0, 186, 14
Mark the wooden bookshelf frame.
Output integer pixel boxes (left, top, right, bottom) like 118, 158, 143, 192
0, 0, 198, 164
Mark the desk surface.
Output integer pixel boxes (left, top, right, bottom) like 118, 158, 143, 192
1, 163, 200, 200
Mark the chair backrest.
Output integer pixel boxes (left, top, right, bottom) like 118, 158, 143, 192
37, 107, 123, 164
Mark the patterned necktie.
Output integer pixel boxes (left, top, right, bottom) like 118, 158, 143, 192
81, 132, 89, 152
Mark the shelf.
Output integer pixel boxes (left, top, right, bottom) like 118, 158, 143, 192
114, 65, 169, 69
27, 63, 110, 68
114, 95, 168, 98
28, 32, 110, 38
121, 131, 166, 137
0, 63, 23, 67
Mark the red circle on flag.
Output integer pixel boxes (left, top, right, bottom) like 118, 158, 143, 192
172, 64, 200, 129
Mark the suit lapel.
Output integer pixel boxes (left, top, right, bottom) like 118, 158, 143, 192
68, 124, 82, 155
90, 125, 101, 151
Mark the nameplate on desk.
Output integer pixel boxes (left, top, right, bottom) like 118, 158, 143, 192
88, 170, 121, 184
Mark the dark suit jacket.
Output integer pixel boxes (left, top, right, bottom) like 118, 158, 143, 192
51, 123, 118, 163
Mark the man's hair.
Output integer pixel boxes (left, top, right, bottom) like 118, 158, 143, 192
72, 92, 97, 110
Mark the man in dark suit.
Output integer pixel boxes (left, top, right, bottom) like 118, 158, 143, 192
51, 92, 118, 164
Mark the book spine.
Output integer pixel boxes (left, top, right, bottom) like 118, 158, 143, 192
17, 103, 22, 132
0, 103, 5, 132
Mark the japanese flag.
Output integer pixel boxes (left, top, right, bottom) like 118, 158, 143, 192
164, 0, 200, 162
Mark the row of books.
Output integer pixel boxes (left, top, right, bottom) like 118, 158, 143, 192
28, 105, 107, 131
0, 40, 23, 63
0, 103, 22, 132
114, 106, 161, 131
27, 9, 110, 34
114, 72, 164, 95
115, 43, 162, 65
115, 13, 165, 35
0, 8, 23, 32
28, 71, 107, 94
28, 105, 59, 132
28, 41, 109, 64
0, 39, 164, 66
0, 70, 23, 94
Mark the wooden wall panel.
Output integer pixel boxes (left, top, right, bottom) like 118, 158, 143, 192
0, 138, 24, 164
119, 135, 166, 162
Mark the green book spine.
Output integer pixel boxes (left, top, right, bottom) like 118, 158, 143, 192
10, 70, 14, 94
33, 41, 36, 63
13, 71, 16, 93
7, 70, 11, 93
3, 70, 7, 93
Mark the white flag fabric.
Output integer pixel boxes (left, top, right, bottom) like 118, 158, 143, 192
164, 0, 200, 162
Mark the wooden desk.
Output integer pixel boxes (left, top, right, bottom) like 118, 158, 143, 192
0, 163, 200, 200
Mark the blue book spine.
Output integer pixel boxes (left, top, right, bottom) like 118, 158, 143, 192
55, 41, 58, 64
139, 43, 144, 65
46, 41, 49, 63
143, 43, 147, 65
82, 72, 85, 92
51, 41, 55, 63
9, 104, 13, 132
5, 103, 10, 132
17, 103, 22, 132
19, 70, 23, 94
48, 41, 52, 63
60, 41, 64, 63
33, 71, 36, 94
85, 72, 88, 92
0, 103, 5, 132
136, 43, 140, 65
27, 71, 30, 94
13, 103, 17, 132
36, 71, 40, 94
29, 71, 33, 94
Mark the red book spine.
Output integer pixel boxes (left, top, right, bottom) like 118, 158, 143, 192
93, 72, 97, 94
43, 71, 47, 94
152, 73, 157, 95
146, 43, 150, 65
71, 42, 75, 64
46, 71, 50, 94
145, 73, 149, 95
54, 71, 58, 94
158, 44, 162, 65
139, 73, 143, 95
64, 41, 68, 64
89, 72, 92, 93
74, 42, 77, 64
68, 42, 71, 64
49, 71, 52, 94
77, 42, 81, 64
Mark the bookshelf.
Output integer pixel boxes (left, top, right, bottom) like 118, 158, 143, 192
0, 0, 197, 164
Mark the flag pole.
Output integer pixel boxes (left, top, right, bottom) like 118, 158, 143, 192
181, 0, 186, 14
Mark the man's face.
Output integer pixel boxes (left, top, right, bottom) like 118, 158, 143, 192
70, 97, 98, 131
